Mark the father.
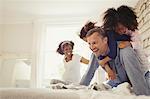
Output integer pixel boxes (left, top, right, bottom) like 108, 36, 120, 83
80, 27, 150, 95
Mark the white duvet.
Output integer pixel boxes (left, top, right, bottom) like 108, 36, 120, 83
0, 83, 150, 99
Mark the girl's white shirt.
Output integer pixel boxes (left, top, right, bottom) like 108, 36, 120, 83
62, 54, 82, 83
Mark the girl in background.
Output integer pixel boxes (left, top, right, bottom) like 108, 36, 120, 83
56, 40, 89, 84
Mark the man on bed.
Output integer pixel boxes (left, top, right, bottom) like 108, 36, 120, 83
80, 27, 129, 88
80, 27, 150, 95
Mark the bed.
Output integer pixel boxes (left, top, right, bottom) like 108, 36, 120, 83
0, 83, 150, 99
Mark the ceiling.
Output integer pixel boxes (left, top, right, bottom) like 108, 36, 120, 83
0, 0, 139, 24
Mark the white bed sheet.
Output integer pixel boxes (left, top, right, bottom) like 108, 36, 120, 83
0, 83, 150, 99
0, 88, 85, 99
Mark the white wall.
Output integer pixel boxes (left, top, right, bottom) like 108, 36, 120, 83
0, 20, 33, 87
0, 0, 2, 54
0, 24, 1, 50
0, 23, 1, 54
0, 0, 34, 87
0, 59, 17, 87
2, 23, 33, 54
0, 0, 2, 71
0, 23, 33, 87
0, 0, 2, 24
0, 27, 2, 70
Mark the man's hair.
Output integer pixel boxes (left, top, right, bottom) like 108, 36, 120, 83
86, 27, 107, 38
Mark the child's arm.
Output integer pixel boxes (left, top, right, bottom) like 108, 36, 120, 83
98, 56, 111, 67
118, 41, 131, 49
97, 58, 116, 80
80, 57, 89, 64
104, 63, 116, 80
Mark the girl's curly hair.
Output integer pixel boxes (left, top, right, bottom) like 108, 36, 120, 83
80, 21, 96, 39
117, 5, 138, 31
103, 5, 138, 32
103, 8, 119, 31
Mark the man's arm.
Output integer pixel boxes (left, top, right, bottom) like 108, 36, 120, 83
80, 54, 99, 86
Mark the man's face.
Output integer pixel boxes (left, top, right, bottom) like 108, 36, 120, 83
86, 32, 108, 57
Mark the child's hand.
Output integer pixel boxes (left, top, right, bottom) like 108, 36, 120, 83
99, 60, 105, 67
107, 70, 116, 80
118, 41, 131, 49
